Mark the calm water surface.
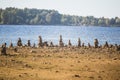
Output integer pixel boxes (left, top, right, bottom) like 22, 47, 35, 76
0, 25, 120, 46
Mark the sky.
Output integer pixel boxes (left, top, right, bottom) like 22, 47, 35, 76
0, 0, 120, 18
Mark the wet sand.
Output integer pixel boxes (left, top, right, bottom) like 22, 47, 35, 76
0, 47, 120, 80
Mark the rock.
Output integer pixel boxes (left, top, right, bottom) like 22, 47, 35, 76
77, 61, 80, 63
55, 71, 59, 73
9, 42, 13, 48
38, 36, 43, 47
88, 43, 91, 48
103, 41, 109, 48
14, 48, 17, 52
78, 38, 81, 47
19, 74, 22, 77
43, 41, 48, 47
68, 40, 72, 47
59, 35, 64, 47
74, 74, 80, 78
30, 50, 36, 53
89, 76, 94, 79
113, 58, 118, 60
17, 38, 23, 46
116, 45, 120, 51
82, 43, 85, 47
1, 43, 7, 55
94, 39, 99, 48
27, 40, 31, 47
50, 42, 54, 47
98, 76, 102, 79
33, 43, 36, 48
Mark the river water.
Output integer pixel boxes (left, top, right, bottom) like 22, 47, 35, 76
0, 25, 120, 46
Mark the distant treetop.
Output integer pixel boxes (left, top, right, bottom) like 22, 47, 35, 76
0, 7, 120, 27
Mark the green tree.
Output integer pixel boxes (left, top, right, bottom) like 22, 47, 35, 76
0, 7, 120, 26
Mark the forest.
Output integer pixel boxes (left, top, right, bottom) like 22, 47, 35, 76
0, 7, 120, 27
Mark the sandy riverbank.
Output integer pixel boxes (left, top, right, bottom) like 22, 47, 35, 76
0, 47, 120, 80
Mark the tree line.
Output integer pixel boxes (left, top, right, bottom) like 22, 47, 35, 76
0, 7, 120, 27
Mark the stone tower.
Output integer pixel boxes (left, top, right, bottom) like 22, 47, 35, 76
94, 39, 99, 48
38, 36, 43, 47
17, 38, 22, 46
78, 38, 81, 47
27, 40, 31, 47
59, 35, 64, 47
68, 40, 72, 47
9, 42, 13, 48
1, 43, 7, 55
50, 42, 54, 47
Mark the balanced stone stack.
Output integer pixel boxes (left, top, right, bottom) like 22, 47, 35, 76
116, 45, 120, 51
43, 41, 48, 47
104, 41, 109, 48
33, 43, 36, 48
94, 39, 99, 48
1, 43, 7, 55
59, 35, 64, 47
50, 42, 54, 47
17, 38, 22, 46
82, 43, 85, 47
68, 40, 72, 47
9, 42, 13, 48
78, 38, 81, 47
27, 40, 31, 47
88, 43, 91, 48
38, 36, 43, 47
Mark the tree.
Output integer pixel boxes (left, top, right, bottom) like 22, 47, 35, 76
115, 17, 120, 25
0, 7, 120, 27
1, 10, 9, 24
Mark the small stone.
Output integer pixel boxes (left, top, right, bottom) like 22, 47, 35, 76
74, 74, 80, 78
30, 50, 36, 53
89, 76, 94, 79
56, 71, 59, 73
1, 43, 7, 55
113, 58, 118, 60
77, 61, 80, 63
98, 76, 102, 78
19, 75, 22, 77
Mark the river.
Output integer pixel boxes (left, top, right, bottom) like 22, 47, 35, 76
0, 25, 120, 46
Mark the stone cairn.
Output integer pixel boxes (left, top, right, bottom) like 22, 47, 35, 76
59, 35, 64, 47
78, 38, 81, 47
33, 43, 36, 48
43, 41, 48, 47
114, 44, 120, 51
117, 45, 120, 51
88, 43, 91, 48
82, 43, 85, 47
1, 43, 7, 55
1, 35, 120, 51
50, 42, 54, 47
17, 38, 22, 46
9, 42, 13, 48
94, 39, 99, 48
68, 40, 72, 47
27, 40, 31, 47
103, 41, 109, 48
38, 36, 43, 47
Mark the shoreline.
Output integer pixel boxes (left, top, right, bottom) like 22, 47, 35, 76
0, 35, 120, 50
0, 36, 120, 80
0, 45, 120, 80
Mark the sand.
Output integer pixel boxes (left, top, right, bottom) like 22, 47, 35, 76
0, 47, 120, 80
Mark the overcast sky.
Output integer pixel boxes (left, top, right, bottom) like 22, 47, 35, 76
0, 0, 120, 18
